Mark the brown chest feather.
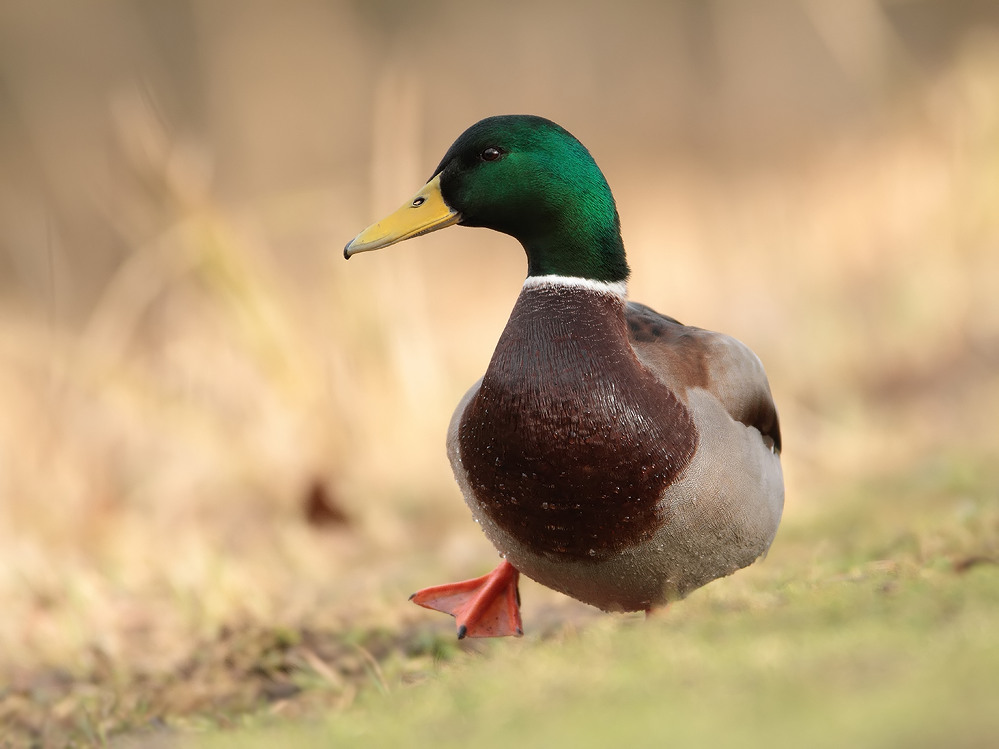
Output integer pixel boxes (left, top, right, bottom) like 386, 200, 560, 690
458, 286, 698, 561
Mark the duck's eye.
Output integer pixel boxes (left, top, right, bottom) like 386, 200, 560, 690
480, 147, 503, 162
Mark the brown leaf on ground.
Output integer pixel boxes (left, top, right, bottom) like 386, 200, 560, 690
303, 479, 351, 529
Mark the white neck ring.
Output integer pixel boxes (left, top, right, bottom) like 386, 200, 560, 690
523, 274, 628, 299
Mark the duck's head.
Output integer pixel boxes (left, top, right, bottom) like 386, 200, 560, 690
344, 115, 629, 283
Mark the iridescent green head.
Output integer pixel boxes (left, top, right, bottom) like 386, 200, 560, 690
345, 115, 629, 284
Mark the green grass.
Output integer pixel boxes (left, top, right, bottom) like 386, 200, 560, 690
184, 457, 999, 749
8, 452, 994, 748
293, 581, 998, 749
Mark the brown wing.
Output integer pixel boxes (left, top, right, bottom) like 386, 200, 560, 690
626, 302, 782, 453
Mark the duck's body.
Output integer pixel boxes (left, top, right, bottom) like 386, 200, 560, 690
345, 115, 783, 636
451, 277, 782, 613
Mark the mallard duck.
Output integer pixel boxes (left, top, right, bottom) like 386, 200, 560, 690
344, 115, 783, 639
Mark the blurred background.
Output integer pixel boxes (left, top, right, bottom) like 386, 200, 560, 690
1, 0, 997, 685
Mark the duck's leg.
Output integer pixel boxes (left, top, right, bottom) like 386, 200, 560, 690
644, 604, 669, 619
410, 560, 523, 639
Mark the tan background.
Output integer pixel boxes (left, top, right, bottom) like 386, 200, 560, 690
1, 0, 997, 680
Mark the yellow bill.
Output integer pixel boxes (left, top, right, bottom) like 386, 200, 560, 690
344, 174, 460, 258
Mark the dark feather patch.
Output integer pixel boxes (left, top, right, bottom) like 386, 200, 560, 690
742, 396, 782, 453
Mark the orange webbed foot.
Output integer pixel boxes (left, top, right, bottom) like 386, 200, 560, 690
410, 560, 523, 639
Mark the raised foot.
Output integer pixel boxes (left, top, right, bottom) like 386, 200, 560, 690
410, 560, 523, 639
